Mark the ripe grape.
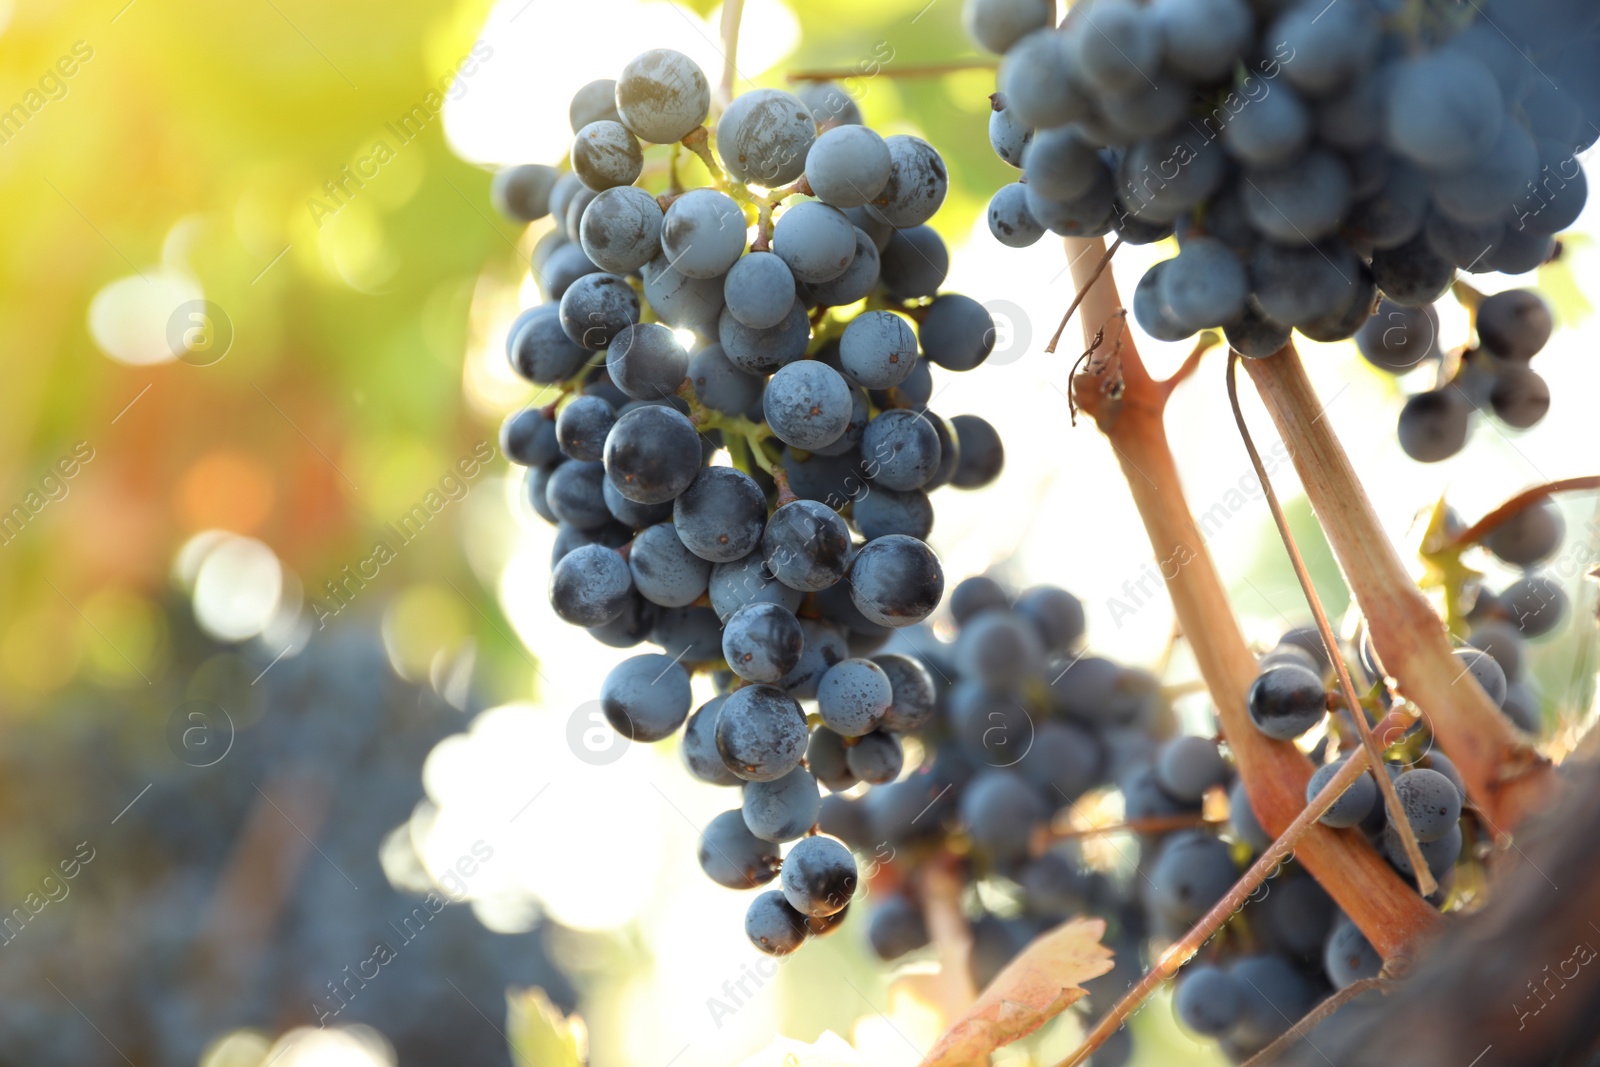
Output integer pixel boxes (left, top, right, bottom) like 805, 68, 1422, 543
715, 684, 809, 782
920, 294, 997, 373
701, 810, 782, 889
578, 185, 662, 274
780, 834, 857, 917
661, 189, 747, 279
615, 48, 710, 144
491, 163, 559, 222
763, 359, 854, 451
603, 404, 702, 504
805, 124, 892, 208
600, 652, 693, 741
717, 88, 817, 186
1247, 663, 1327, 740
722, 602, 805, 683
1306, 758, 1377, 829
722, 252, 796, 330
845, 730, 904, 784
816, 658, 892, 736
549, 543, 632, 626
742, 766, 822, 843
572, 120, 643, 191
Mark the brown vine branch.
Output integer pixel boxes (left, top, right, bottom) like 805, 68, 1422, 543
919, 853, 977, 1019
1053, 750, 1402, 1067
1161, 331, 1221, 399
1226, 351, 1436, 896
784, 59, 996, 82
1450, 475, 1600, 549
1045, 237, 1123, 354
1062, 236, 1438, 960
1243, 346, 1554, 829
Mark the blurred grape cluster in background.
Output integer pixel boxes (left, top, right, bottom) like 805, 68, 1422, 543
3, 0, 1598, 1064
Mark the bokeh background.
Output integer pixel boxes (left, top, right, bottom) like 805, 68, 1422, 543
2, 0, 1597, 1064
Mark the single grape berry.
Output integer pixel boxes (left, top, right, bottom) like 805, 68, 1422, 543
600, 653, 693, 741
1306, 758, 1378, 829
549, 543, 632, 626
1451, 647, 1508, 707
845, 730, 904, 785
1246, 663, 1327, 740
714, 684, 809, 782
848, 535, 945, 629
745, 890, 810, 956
780, 834, 858, 918
1392, 768, 1462, 843
721, 602, 805, 684
742, 766, 822, 843
699, 809, 781, 888
816, 658, 893, 737
1174, 966, 1244, 1037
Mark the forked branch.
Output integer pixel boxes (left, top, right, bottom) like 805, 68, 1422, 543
1061, 236, 1437, 962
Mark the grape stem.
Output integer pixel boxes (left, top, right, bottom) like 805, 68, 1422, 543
1032, 812, 1216, 850
1052, 747, 1406, 1067
716, 0, 745, 113
1243, 346, 1553, 829
1226, 350, 1438, 896
783, 58, 997, 82
918, 853, 977, 1019
1448, 475, 1600, 549
1060, 236, 1438, 958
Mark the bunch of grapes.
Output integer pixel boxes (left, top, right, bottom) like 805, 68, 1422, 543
817, 576, 1180, 1065
813, 561, 1571, 1065
968, 0, 1590, 358
0, 601, 572, 1066
1355, 287, 1557, 462
488, 53, 1012, 950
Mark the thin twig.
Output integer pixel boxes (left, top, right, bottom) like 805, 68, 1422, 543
1036, 813, 1217, 850
1045, 236, 1123, 354
1450, 476, 1600, 549
1240, 976, 1389, 1067
716, 0, 745, 112
1052, 749, 1391, 1067
1226, 352, 1436, 896
784, 58, 996, 82
1159, 331, 1222, 398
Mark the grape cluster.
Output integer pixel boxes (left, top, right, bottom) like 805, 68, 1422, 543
0, 603, 571, 1066
814, 572, 1554, 1064
490, 56, 1016, 949
1355, 287, 1557, 463
968, 0, 1590, 359
1151, 625, 1507, 1063
493, 53, 1007, 658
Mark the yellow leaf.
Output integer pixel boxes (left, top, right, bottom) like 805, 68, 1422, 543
736, 1031, 865, 1067
506, 987, 586, 1067
920, 917, 1113, 1067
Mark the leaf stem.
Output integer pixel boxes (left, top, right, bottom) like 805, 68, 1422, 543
1449, 475, 1600, 549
